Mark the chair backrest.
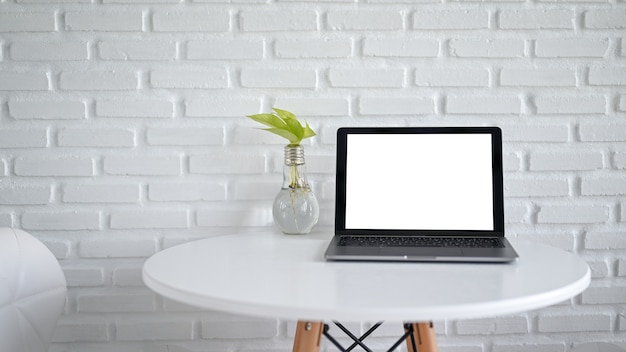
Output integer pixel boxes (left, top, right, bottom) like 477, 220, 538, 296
0, 228, 67, 352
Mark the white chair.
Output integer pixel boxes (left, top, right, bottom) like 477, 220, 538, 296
0, 228, 67, 352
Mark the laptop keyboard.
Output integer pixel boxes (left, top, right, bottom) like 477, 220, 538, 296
338, 236, 505, 248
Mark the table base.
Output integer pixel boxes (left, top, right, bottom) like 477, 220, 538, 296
293, 321, 437, 352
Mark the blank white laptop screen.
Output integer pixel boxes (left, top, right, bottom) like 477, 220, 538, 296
344, 133, 494, 231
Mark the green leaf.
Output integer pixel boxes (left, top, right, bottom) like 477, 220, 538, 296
284, 117, 304, 141
302, 122, 316, 138
246, 108, 316, 145
247, 113, 287, 129
273, 108, 297, 120
263, 128, 299, 144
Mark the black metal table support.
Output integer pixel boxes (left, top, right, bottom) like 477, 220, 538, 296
322, 321, 417, 352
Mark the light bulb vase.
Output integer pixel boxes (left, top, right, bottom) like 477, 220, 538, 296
272, 145, 320, 234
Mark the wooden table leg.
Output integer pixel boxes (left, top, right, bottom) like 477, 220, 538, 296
293, 321, 324, 352
405, 322, 438, 352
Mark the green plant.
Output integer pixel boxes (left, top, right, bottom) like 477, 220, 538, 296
246, 108, 316, 146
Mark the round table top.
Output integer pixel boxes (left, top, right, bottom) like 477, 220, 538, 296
143, 231, 590, 322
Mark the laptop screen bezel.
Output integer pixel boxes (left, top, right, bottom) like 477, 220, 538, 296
334, 126, 505, 237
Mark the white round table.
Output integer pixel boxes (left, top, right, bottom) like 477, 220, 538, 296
143, 230, 590, 352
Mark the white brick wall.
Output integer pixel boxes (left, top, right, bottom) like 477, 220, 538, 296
1, 0, 625, 351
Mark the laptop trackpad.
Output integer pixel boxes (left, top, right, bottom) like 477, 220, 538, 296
379, 247, 463, 257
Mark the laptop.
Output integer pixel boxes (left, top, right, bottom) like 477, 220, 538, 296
324, 126, 518, 263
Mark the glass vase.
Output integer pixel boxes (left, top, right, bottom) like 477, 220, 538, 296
272, 145, 319, 234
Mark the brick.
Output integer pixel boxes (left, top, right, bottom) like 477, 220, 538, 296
500, 68, 576, 87
520, 233, 575, 251
163, 297, 209, 312
363, 38, 439, 58
412, 10, 489, 30
65, 11, 143, 31
529, 151, 603, 171
493, 343, 565, 352
582, 176, 626, 196
64, 267, 105, 287
197, 207, 272, 227
499, 10, 575, 29
99, 40, 176, 60
58, 129, 136, 147
538, 314, 611, 332
449, 39, 524, 58
11, 41, 88, 61
535, 38, 609, 58
503, 153, 522, 171
234, 125, 289, 145
147, 127, 224, 145
113, 267, 143, 286
188, 39, 264, 60
457, 316, 529, 335
582, 286, 626, 304
96, 99, 173, 118
275, 38, 351, 58
504, 178, 569, 197
415, 68, 489, 87
0, 184, 51, 205
619, 260, 626, 276
0, 129, 47, 148
153, 11, 229, 32
534, 95, 606, 114
77, 293, 155, 313
585, 9, 626, 29
241, 10, 317, 31
502, 125, 569, 143
15, 156, 94, 176
240, 68, 316, 88
189, 154, 265, 174
8, 100, 85, 120
104, 156, 181, 176
616, 151, 626, 168
148, 182, 226, 201
359, 96, 434, 115
185, 97, 262, 117
620, 95, 626, 111
116, 320, 193, 341
202, 319, 278, 339
150, 68, 228, 89
232, 180, 277, 200
0, 71, 49, 90
537, 204, 609, 224
40, 239, 70, 260
0, 213, 12, 227
80, 237, 158, 258
110, 209, 189, 229
60, 71, 138, 90
22, 211, 101, 230
584, 232, 626, 250
63, 183, 140, 203
273, 98, 349, 117
328, 68, 404, 88
327, 11, 402, 31
446, 95, 521, 114
589, 67, 626, 86
0, 12, 55, 32
587, 260, 609, 278
52, 323, 109, 343
580, 123, 626, 142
